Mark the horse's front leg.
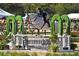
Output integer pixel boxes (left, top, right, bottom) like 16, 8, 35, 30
34, 16, 37, 21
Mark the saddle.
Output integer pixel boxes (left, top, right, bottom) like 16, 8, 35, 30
37, 13, 43, 17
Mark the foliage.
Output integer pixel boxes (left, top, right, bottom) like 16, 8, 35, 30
0, 3, 78, 16
0, 39, 9, 50
49, 34, 57, 43
54, 4, 67, 15
71, 37, 79, 42
0, 35, 10, 50
70, 43, 77, 50
48, 44, 58, 52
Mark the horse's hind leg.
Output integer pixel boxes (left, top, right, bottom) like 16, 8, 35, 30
41, 22, 46, 29
46, 20, 50, 27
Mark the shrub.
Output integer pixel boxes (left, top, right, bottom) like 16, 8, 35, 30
48, 44, 58, 52
0, 35, 10, 50
70, 43, 77, 50
0, 40, 7, 50
49, 34, 57, 43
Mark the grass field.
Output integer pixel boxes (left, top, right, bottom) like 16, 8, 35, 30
0, 50, 79, 56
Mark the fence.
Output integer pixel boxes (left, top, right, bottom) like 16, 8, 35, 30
12, 34, 51, 50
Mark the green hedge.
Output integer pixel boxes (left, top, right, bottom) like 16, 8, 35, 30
48, 44, 58, 52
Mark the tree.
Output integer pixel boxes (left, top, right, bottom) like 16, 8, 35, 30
0, 3, 25, 16
0, 3, 78, 15
54, 4, 67, 15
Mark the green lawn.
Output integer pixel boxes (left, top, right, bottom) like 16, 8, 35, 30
0, 51, 79, 56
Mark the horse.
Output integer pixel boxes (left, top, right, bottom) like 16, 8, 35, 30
25, 13, 50, 34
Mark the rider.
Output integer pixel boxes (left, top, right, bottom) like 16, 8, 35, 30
37, 8, 50, 28
37, 8, 43, 16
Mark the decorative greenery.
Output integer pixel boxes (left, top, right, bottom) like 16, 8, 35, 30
48, 44, 58, 52
48, 34, 58, 52
0, 34, 11, 50
49, 34, 57, 44
0, 39, 9, 50
70, 43, 77, 50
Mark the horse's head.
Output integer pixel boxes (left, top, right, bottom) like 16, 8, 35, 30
23, 13, 28, 21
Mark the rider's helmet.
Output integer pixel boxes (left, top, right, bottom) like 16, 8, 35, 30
38, 8, 41, 11
37, 8, 43, 16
